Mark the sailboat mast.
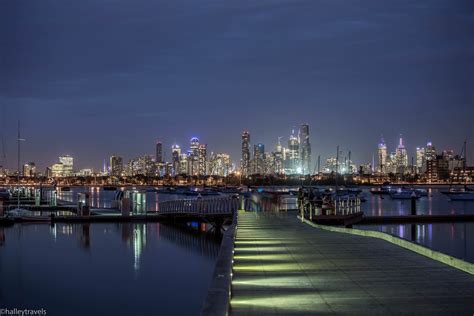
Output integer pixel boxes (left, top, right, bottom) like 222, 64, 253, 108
335, 145, 339, 191
17, 120, 21, 209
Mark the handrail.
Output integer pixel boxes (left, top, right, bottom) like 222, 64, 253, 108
157, 197, 239, 216
300, 197, 362, 219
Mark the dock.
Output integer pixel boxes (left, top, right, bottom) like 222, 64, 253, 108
229, 211, 474, 315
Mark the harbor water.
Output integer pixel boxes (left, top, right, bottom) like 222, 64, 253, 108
0, 221, 221, 315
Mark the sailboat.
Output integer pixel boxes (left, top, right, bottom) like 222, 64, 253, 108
441, 141, 474, 201
7, 122, 49, 221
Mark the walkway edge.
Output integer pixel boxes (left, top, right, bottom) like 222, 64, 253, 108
298, 216, 474, 275
201, 211, 238, 316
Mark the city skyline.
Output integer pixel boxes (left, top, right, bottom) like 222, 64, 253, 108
0, 111, 472, 172
0, 118, 469, 178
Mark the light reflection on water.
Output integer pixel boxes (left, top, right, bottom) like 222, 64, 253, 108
364, 188, 473, 216
0, 222, 221, 316
355, 222, 474, 263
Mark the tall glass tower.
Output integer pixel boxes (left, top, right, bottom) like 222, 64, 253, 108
241, 131, 250, 177
378, 135, 387, 174
299, 124, 311, 175
156, 141, 163, 163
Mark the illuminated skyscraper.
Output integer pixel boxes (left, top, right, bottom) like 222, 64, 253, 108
252, 143, 265, 174
425, 142, 436, 161
190, 137, 200, 156
110, 155, 123, 176
377, 136, 387, 174
395, 135, 408, 174
241, 131, 250, 177
416, 147, 425, 174
171, 144, 181, 175
274, 137, 284, 174
299, 124, 311, 175
209, 153, 231, 177
59, 155, 74, 177
288, 131, 300, 174
23, 162, 36, 177
179, 153, 188, 175
155, 141, 163, 163
198, 144, 207, 175
189, 137, 200, 176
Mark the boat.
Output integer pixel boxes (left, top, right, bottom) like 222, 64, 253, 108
0, 188, 10, 199
414, 188, 429, 197
7, 208, 51, 222
390, 188, 420, 200
370, 186, 395, 195
447, 191, 474, 201
442, 186, 474, 201
218, 187, 241, 194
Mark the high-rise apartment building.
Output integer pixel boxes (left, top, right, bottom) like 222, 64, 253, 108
288, 131, 300, 174
110, 155, 123, 176
378, 136, 387, 174
171, 144, 181, 175
299, 124, 311, 175
241, 131, 250, 177
156, 141, 163, 163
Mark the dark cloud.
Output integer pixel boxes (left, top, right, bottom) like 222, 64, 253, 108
0, 0, 473, 170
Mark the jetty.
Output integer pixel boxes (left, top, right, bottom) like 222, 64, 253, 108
203, 211, 474, 315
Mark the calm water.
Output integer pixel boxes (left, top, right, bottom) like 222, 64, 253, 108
356, 187, 474, 263
355, 222, 474, 263
241, 186, 474, 263
361, 187, 474, 216
2, 185, 473, 315
0, 222, 220, 316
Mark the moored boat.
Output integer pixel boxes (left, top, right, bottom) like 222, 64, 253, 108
390, 189, 420, 200
370, 186, 395, 195
445, 191, 474, 201
7, 208, 51, 222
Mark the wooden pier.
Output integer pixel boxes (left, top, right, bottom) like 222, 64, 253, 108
228, 211, 474, 315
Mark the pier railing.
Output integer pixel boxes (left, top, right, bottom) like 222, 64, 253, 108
301, 197, 362, 220
158, 197, 239, 216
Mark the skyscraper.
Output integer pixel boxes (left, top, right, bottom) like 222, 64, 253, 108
23, 162, 36, 177
189, 137, 200, 176
156, 141, 163, 163
110, 155, 123, 176
59, 155, 74, 177
198, 144, 207, 175
425, 142, 436, 161
288, 131, 300, 174
209, 153, 232, 177
416, 147, 425, 174
171, 144, 181, 175
179, 153, 188, 175
241, 131, 250, 177
395, 135, 408, 174
299, 124, 311, 175
253, 143, 265, 174
378, 136, 387, 174
274, 137, 284, 174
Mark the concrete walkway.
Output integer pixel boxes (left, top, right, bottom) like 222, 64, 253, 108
230, 211, 474, 315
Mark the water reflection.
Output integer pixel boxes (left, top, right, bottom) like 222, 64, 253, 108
0, 226, 4, 246
357, 222, 473, 263
80, 224, 90, 249
133, 224, 146, 271
159, 224, 221, 259
362, 188, 474, 216
1, 222, 220, 315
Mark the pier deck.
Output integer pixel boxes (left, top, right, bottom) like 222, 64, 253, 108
230, 212, 474, 315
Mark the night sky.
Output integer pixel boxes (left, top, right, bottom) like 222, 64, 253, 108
1, 0, 473, 171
